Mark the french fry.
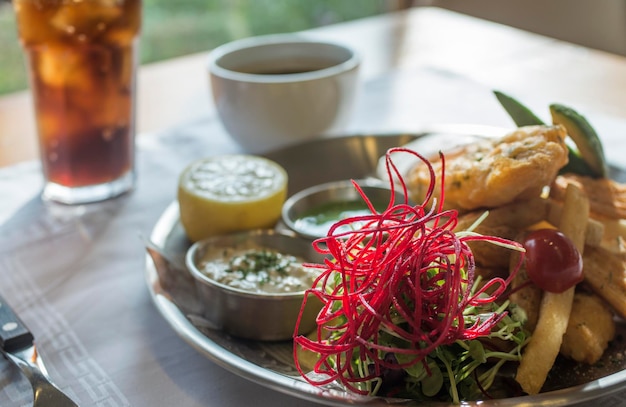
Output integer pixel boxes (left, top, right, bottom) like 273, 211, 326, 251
583, 245, 626, 319
515, 183, 589, 395
556, 185, 589, 250
546, 198, 604, 247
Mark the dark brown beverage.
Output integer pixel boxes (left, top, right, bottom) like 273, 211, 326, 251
233, 58, 339, 75
13, 0, 141, 203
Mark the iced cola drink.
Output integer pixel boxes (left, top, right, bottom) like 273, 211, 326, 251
13, 0, 141, 204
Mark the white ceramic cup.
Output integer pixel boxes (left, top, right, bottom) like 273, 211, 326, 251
208, 34, 360, 153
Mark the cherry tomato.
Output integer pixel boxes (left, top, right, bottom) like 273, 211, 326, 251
522, 229, 583, 293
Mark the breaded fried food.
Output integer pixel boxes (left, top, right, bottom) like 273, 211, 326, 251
582, 245, 626, 319
406, 125, 569, 211
466, 224, 518, 268
551, 174, 626, 219
454, 198, 550, 268
560, 292, 615, 364
508, 239, 542, 333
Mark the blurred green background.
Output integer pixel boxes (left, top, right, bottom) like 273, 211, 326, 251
0, 0, 389, 95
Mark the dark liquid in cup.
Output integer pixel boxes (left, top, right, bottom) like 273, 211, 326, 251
233, 58, 338, 75
14, 0, 141, 188
242, 68, 322, 75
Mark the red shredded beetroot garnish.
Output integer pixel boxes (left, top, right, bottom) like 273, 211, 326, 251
293, 147, 524, 395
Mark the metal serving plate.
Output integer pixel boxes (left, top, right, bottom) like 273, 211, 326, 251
145, 130, 626, 406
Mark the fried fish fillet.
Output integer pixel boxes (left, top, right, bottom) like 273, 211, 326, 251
406, 125, 569, 211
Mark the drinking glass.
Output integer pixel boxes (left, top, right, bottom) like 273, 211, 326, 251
12, 0, 142, 204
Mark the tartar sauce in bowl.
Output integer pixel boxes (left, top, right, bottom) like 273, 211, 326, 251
199, 247, 319, 294
186, 229, 325, 341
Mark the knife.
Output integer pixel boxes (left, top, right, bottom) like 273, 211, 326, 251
0, 294, 78, 407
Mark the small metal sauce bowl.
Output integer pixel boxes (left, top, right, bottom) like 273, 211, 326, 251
186, 229, 324, 341
281, 178, 406, 240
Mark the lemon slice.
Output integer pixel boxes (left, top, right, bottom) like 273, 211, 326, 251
178, 155, 288, 242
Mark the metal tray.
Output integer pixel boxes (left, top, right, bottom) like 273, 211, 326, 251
145, 130, 626, 406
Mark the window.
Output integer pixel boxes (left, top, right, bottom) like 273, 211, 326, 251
0, 0, 393, 95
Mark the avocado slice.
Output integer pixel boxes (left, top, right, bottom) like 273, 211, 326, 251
550, 104, 608, 178
560, 148, 595, 176
494, 90, 544, 126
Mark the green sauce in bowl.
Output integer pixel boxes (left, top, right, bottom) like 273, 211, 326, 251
293, 199, 388, 237
282, 179, 407, 240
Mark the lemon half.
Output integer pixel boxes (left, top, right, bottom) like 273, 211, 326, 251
178, 155, 288, 242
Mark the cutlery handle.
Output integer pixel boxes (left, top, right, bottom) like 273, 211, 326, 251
0, 294, 34, 353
